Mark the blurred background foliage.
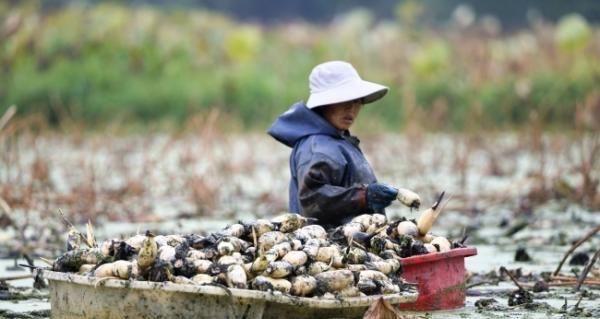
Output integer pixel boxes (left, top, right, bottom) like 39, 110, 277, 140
0, 0, 599, 131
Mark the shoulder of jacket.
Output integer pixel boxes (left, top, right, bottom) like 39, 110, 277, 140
300, 134, 344, 150
294, 134, 346, 163
306, 133, 342, 143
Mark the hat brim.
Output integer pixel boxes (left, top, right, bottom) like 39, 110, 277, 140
306, 79, 388, 109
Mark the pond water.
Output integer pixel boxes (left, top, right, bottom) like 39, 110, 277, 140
0, 133, 598, 318
2, 212, 598, 318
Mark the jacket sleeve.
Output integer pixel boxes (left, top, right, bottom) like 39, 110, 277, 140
296, 153, 371, 224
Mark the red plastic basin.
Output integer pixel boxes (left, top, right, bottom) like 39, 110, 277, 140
397, 247, 478, 311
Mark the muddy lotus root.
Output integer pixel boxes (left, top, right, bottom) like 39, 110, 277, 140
53, 212, 458, 298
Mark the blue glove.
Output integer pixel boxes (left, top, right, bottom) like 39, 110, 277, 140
366, 183, 399, 211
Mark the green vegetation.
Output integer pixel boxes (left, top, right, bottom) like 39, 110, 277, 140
0, 2, 598, 131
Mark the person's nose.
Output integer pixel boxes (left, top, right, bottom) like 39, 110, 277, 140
349, 100, 362, 114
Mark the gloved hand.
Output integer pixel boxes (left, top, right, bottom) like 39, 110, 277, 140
397, 188, 421, 209
366, 183, 398, 211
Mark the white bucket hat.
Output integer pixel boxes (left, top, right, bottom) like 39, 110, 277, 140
306, 61, 388, 109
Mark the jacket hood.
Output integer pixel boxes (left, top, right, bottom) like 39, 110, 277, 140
268, 101, 340, 147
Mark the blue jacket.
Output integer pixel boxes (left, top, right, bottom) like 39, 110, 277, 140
268, 102, 380, 228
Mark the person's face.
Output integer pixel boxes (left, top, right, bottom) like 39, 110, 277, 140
320, 99, 363, 130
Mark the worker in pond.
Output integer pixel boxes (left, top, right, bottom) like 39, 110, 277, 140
268, 61, 420, 229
